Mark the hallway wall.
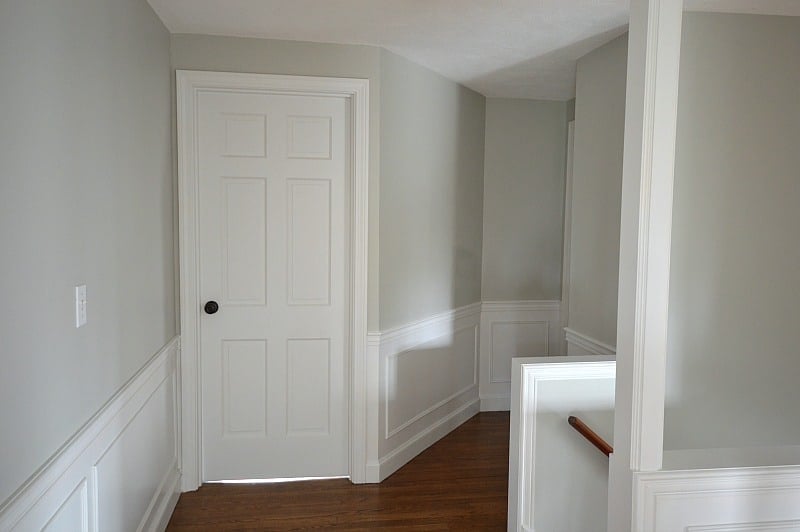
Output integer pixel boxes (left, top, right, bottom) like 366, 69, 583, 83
0, 0, 175, 507
379, 49, 486, 330
566, 34, 628, 352
374, 48, 486, 478
481, 98, 567, 302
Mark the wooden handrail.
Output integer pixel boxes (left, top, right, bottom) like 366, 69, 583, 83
568, 416, 613, 457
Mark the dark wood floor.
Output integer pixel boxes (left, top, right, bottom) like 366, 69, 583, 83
167, 412, 510, 531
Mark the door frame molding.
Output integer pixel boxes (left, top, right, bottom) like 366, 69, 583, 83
176, 70, 370, 490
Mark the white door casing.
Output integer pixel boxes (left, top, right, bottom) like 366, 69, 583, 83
177, 71, 370, 490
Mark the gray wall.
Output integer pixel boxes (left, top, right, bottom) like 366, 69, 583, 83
567, 35, 628, 346
0, 0, 174, 504
664, 13, 800, 449
481, 98, 567, 301
379, 49, 486, 329
171, 39, 487, 331
170, 34, 383, 330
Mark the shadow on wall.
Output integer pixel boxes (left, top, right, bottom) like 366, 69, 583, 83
449, 86, 485, 315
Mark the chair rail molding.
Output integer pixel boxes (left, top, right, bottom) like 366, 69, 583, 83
564, 327, 616, 357
0, 337, 181, 532
479, 300, 562, 412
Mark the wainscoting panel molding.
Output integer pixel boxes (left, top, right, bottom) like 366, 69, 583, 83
635, 466, 800, 531
0, 337, 181, 532
564, 327, 616, 357
366, 303, 481, 482
479, 301, 562, 411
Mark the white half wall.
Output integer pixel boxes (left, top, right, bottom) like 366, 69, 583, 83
479, 301, 562, 411
508, 356, 616, 532
0, 338, 181, 532
366, 303, 481, 482
635, 466, 800, 531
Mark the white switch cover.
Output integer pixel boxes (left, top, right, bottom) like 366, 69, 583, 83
75, 285, 87, 328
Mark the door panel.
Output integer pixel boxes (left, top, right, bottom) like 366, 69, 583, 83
197, 90, 348, 480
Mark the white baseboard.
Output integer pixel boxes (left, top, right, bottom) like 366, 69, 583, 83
369, 303, 481, 482
0, 337, 181, 532
479, 300, 562, 412
564, 327, 616, 357
140, 459, 181, 532
368, 398, 480, 482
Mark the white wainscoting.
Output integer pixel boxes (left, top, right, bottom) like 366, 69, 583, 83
365, 303, 481, 482
0, 337, 181, 532
508, 356, 616, 532
634, 466, 800, 531
479, 301, 562, 411
563, 327, 616, 357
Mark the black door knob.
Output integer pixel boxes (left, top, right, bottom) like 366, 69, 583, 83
204, 301, 219, 315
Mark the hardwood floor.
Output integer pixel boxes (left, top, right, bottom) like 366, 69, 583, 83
167, 412, 510, 531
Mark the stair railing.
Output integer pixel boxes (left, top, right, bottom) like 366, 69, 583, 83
567, 416, 613, 457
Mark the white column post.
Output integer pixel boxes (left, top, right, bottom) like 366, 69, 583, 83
608, 0, 684, 529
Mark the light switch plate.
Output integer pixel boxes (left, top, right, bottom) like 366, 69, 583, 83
75, 285, 87, 328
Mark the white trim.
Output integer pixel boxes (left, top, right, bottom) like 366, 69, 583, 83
368, 398, 480, 482
479, 301, 562, 412
385, 335, 477, 439
377, 302, 481, 348
176, 70, 370, 489
634, 465, 800, 531
0, 337, 181, 531
615, 0, 683, 475
368, 303, 481, 482
564, 327, 616, 357
481, 300, 561, 313
509, 357, 616, 532
489, 321, 550, 384
609, 0, 684, 528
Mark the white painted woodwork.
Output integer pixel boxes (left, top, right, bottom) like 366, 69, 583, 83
287, 116, 333, 159
365, 303, 481, 482
478, 301, 562, 411
508, 357, 616, 532
0, 338, 181, 532
564, 327, 616, 357
634, 466, 800, 531
608, 0, 684, 529
197, 88, 347, 481
177, 71, 370, 488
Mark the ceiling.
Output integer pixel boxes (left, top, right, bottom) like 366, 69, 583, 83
148, 0, 800, 101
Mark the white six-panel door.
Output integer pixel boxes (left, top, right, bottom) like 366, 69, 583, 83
197, 90, 349, 480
